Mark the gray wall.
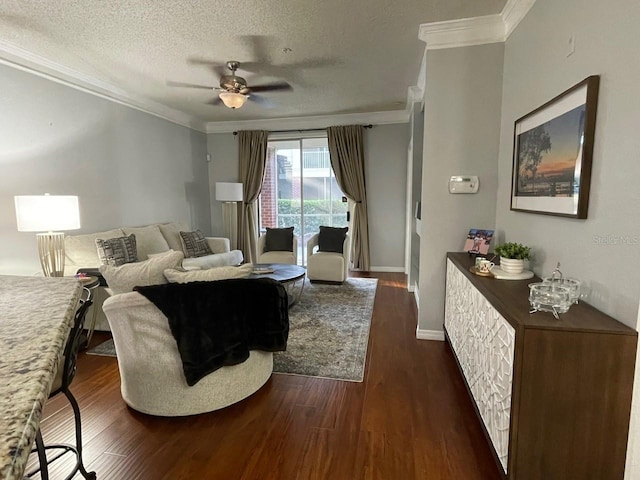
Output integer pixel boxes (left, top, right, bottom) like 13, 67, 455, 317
365, 123, 409, 269
418, 43, 504, 332
495, 0, 640, 475
207, 133, 240, 237
206, 123, 409, 270
0, 63, 210, 275
496, 0, 640, 328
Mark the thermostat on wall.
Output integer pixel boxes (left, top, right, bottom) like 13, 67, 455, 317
449, 175, 479, 194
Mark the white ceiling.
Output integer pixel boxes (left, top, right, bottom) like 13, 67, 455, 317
0, 0, 506, 126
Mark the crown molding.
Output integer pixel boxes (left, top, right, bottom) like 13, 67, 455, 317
205, 109, 409, 134
418, 0, 537, 49
0, 39, 206, 132
502, 0, 537, 38
419, 14, 505, 49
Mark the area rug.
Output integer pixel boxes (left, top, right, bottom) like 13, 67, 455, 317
87, 277, 377, 382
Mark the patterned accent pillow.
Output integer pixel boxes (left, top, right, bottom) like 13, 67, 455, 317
179, 230, 213, 258
96, 234, 138, 266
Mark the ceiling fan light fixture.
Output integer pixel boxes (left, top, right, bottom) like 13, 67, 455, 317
219, 91, 248, 109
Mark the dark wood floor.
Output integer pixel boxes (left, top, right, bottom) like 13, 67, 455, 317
33, 272, 501, 479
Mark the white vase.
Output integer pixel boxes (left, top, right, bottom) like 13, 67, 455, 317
500, 257, 525, 274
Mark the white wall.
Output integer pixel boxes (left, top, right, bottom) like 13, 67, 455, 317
495, 1, 640, 477
206, 123, 409, 270
0, 63, 210, 275
418, 43, 504, 334
496, 0, 640, 328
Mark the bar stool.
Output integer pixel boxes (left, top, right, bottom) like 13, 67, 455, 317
26, 286, 97, 480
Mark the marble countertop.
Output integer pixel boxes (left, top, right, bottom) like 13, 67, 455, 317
0, 276, 82, 480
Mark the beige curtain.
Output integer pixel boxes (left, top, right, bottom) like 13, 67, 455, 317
327, 125, 370, 271
238, 130, 268, 263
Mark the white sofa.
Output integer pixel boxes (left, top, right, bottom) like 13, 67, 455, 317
64, 222, 243, 331
103, 291, 273, 416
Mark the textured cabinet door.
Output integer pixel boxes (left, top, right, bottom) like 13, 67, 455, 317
445, 259, 515, 473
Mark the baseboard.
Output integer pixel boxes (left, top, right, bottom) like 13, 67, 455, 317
416, 328, 445, 342
370, 266, 405, 273
407, 284, 415, 293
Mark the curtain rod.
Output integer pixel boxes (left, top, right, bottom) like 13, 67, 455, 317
232, 124, 373, 135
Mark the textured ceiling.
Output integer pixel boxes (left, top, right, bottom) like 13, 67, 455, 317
0, 0, 506, 124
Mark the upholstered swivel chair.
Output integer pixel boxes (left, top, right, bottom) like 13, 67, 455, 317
28, 287, 96, 480
257, 229, 298, 265
306, 232, 350, 283
103, 291, 274, 416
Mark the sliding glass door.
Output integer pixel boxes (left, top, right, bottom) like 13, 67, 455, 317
259, 137, 348, 265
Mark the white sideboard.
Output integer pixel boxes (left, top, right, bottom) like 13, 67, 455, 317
445, 258, 515, 472
444, 252, 637, 480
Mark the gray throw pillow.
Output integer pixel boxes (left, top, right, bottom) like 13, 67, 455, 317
179, 230, 213, 258
96, 234, 138, 267
264, 227, 294, 252
318, 226, 348, 253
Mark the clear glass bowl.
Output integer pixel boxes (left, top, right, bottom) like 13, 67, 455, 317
541, 276, 581, 304
528, 282, 573, 319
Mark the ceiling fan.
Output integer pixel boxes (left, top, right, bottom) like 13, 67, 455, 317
167, 60, 292, 109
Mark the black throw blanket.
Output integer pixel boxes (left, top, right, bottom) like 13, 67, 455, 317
135, 278, 289, 386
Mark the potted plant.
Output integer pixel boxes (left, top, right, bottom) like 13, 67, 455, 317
493, 242, 532, 274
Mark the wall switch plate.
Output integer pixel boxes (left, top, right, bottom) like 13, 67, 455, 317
567, 34, 576, 57
449, 176, 479, 194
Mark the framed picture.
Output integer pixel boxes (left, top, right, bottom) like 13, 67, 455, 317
511, 76, 600, 218
463, 229, 494, 255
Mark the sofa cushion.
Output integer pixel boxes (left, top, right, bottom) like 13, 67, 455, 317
182, 250, 244, 270
96, 234, 138, 267
65, 228, 125, 268
164, 263, 253, 284
264, 227, 294, 252
122, 225, 170, 260
99, 250, 184, 295
158, 222, 189, 253
180, 230, 213, 258
318, 226, 348, 253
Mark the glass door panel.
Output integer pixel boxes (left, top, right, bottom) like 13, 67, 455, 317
259, 137, 347, 266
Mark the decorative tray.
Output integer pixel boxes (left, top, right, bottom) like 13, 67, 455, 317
469, 266, 494, 278
490, 266, 534, 280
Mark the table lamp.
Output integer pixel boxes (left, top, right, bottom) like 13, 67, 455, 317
14, 194, 81, 277
215, 182, 243, 250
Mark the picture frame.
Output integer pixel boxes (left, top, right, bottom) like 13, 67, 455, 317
510, 76, 600, 219
463, 229, 494, 255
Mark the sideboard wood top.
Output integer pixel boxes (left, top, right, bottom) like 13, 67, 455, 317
447, 252, 636, 336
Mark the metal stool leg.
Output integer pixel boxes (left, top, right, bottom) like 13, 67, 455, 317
64, 388, 96, 480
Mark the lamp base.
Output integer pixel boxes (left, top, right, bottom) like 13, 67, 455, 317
37, 232, 66, 277
222, 202, 238, 250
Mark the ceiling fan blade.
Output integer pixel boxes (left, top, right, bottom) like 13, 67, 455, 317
248, 94, 274, 108
167, 80, 215, 90
249, 81, 292, 93
205, 97, 222, 105
186, 57, 226, 80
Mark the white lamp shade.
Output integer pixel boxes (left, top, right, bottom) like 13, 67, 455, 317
215, 182, 244, 202
218, 91, 248, 109
15, 195, 81, 232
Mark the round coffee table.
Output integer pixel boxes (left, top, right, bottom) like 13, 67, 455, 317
250, 263, 306, 306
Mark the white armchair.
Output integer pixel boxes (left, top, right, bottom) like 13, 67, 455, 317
257, 234, 298, 265
306, 233, 350, 283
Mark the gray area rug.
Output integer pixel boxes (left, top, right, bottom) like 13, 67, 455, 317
87, 277, 377, 382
